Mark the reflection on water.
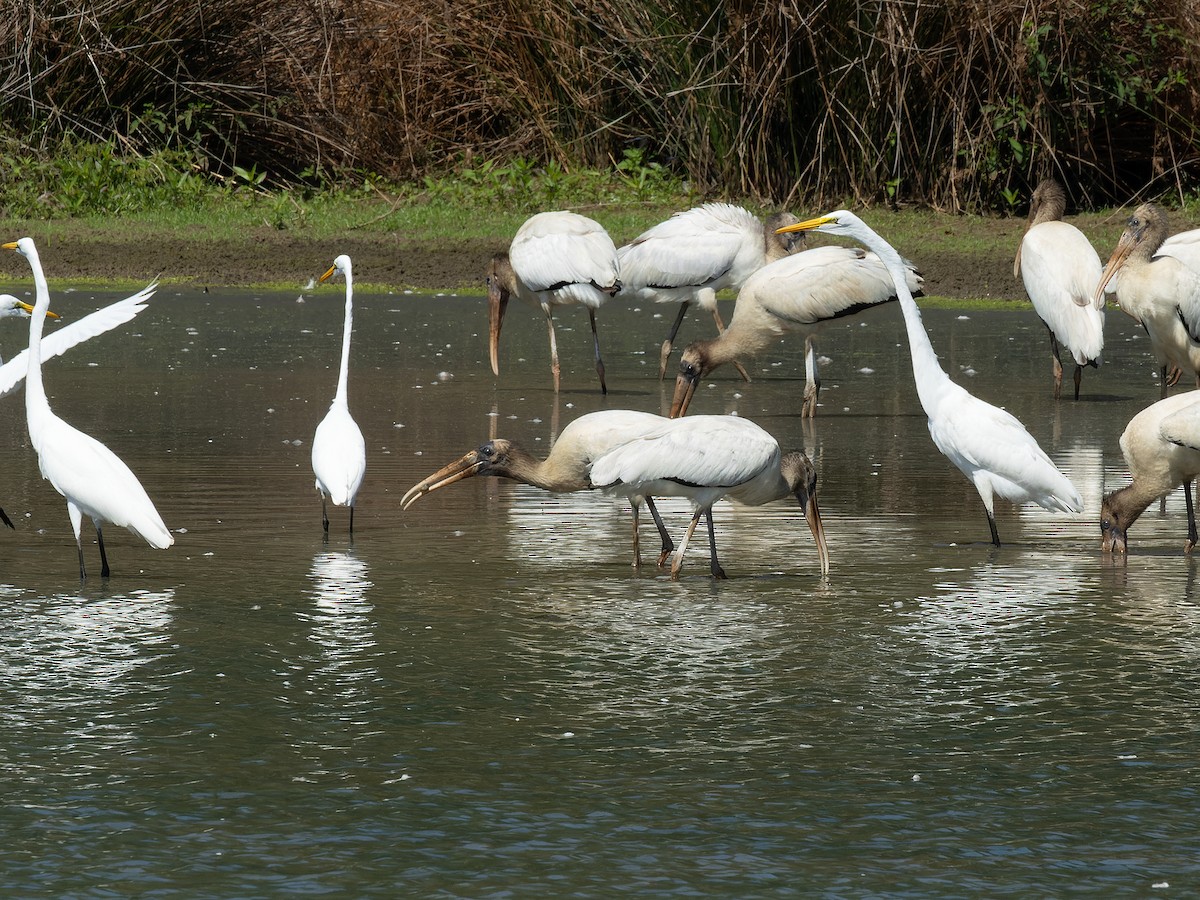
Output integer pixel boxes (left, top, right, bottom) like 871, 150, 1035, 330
1, 289, 1200, 895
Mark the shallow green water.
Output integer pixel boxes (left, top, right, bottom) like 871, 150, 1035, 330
0, 283, 1196, 896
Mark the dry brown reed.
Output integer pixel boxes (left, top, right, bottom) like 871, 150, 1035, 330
2, 0, 1198, 211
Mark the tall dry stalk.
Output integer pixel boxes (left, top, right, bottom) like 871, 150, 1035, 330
2, 0, 1198, 210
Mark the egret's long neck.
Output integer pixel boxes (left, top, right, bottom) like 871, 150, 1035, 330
24, 248, 50, 422
334, 272, 353, 406
870, 241, 951, 410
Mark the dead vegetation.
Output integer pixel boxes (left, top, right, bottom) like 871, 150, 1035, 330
3, 0, 1199, 211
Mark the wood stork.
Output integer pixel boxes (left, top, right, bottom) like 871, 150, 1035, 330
778, 211, 1082, 546
588, 415, 829, 579
1102, 391, 1200, 552
402, 410, 830, 578
670, 245, 923, 418
311, 254, 366, 535
402, 409, 678, 568
4, 237, 172, 578
1013, 179, 1105, 400
1094, 203, 1200, 398
616, 203, 801, 379
488, 211, 621, 394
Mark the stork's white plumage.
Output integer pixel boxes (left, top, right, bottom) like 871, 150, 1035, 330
1102, 391, 1200, 553
488, 211, 621, 394
1095, 203, 1200, 398
311, 254, 366, 534
779, 211, 1082, 546
671, 244, 922, 417
1013, 179, 1104, 400
588, 415, 829, 578
402, 409, 678, 568
616, 203, 800, 378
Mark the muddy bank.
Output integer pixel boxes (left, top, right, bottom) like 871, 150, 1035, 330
0, 216, 1102, 301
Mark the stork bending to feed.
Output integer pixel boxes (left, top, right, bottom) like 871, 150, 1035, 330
670, 244, 922, 418
1101, 391, 1200, 553
402, 411, 830, 579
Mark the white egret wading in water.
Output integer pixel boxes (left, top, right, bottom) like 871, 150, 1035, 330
616, 203, 800, 379
4, 237, 172, 578
1013, 179, 1104, 400
311, 254, 366, 535
778, 212, 1082, 546
670, 244, 922, 418
488, 211, 620, 394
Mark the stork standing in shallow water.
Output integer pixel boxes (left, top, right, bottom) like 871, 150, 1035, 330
1095, 203, 1200, 398
616, 203, 800, 379
402, 410, 830, 578
670, 244, 922, 418
778, 212, 1082, 546
1013, 179, 1105, 401
488, 211, 621, 394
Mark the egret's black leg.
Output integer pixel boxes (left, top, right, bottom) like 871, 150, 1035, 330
0, 506, 13, 529
631, 502, 643, 568
349, 505, 355, 535
987, 511, 1001, 547
1186, 479, 1197, 553
1073, 364, 1083, 401
322, 497, 330, 534
96, 524, 111, 578
76, 536, 87, 581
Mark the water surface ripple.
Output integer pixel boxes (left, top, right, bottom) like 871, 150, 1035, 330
0, 287, 1197, 895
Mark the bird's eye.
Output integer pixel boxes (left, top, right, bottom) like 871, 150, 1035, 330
1101, 518, 1110, 531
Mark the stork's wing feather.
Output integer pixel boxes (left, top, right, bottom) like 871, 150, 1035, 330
1157, 228, 1200, 275
1160, 400, 1200, 452
510, 212, 619, 292
748, 246, 917, 326
617, 204, 760, 290
590, 417, 778, 490
0, 283, 155, 398
1018, 222, 1104, 361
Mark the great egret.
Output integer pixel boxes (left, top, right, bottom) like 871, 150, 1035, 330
1102, 391, 1200, 553
588, 415, 830, 579
488, 211, 621, 394
311, 254, 366, 534
615, 203, 800, 378
4, 237, 173, 578
402, 409, 678, 568
1013, 179, 1104, 400
670, 245, 922, 418
779, 211, 1082, 546
1094, 203, 1200, 398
